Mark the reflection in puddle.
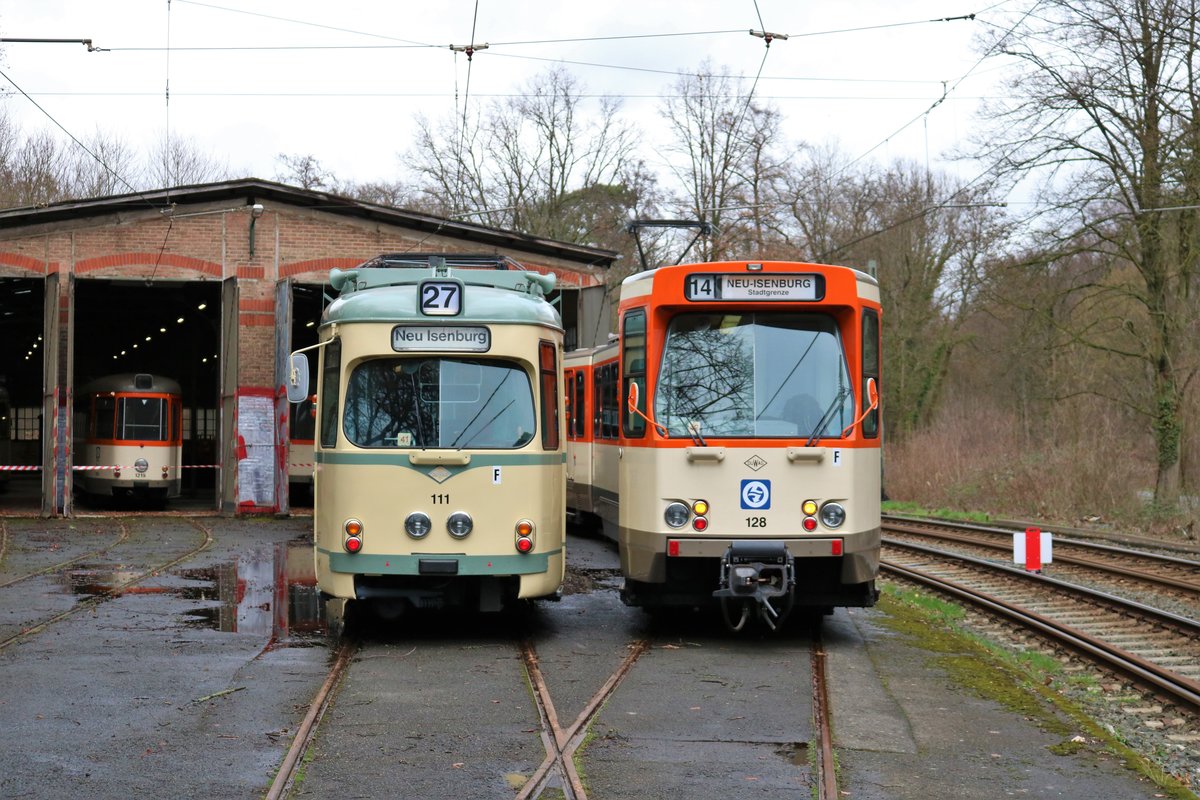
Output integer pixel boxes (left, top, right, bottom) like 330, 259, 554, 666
176, 541, 325, 645
60, 540, 325, 646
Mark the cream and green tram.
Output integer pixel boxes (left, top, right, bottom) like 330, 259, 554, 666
288, 254, 566, 615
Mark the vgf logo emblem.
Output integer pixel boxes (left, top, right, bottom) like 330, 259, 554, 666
740, 479, 771, 509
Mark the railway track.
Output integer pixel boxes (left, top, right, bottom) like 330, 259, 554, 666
516, 638, 648, 800
883, 516, 1200, 600
881, 536, 1200, 713
265, 622, 839, 799
0, 518, 131, 590
0, 516, 212, 650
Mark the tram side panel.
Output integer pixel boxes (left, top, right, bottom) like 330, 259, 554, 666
564, 345, 619, 531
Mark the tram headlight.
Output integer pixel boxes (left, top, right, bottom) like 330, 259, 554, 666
134, 458, 149, 472
819, 502, 846, 529
664, 502, 690, 528
404, 512, 432, 539
446, 512, 473, 539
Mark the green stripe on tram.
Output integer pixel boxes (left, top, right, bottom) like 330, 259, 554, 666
314, 450, 565, 477
323, 549, 560, 575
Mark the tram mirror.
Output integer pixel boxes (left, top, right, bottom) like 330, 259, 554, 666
867, 377, 879, 407
287, 353, 310, 404
627, 381, 639, 409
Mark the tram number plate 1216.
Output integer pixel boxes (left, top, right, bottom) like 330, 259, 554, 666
685, 273, 818, 302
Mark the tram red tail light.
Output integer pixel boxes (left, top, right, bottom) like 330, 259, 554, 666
515, 519, 535, 554
113, 469, 121, 479
802, 517, 818, 532
692, 516, 709, 532
343, 518, 364, 554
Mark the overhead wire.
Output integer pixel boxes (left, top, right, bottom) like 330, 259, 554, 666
1, 2, 1006, 255
453, 0, 484, 208
0, 64, 163, 211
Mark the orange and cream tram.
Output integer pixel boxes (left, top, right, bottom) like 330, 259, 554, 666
566, 260, 881, 629
287, 254, 566, 616
75, 373, 183, 505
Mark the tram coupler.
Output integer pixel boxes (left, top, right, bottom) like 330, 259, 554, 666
713, 540, 796, 631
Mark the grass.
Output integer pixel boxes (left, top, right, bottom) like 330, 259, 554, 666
878, 584, 1198, 798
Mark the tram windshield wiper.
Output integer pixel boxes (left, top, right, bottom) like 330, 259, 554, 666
669, 392, 708, 446
805, 388, 849, 447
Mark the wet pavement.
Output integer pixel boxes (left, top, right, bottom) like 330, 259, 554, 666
0, 514, 1184, 798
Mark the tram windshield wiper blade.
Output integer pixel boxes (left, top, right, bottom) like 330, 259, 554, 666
805, 388, 848, 447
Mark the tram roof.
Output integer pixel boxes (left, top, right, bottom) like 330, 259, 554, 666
322, 255, 562, 328
621, 260, 879, 288
79, 373, 182, 395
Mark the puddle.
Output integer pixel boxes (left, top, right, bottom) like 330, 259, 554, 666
174, 541, 326, 644
777, 741, 810, 765
59, 540, 326, 645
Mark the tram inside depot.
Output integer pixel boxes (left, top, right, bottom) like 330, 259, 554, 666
0, 277, 223, 511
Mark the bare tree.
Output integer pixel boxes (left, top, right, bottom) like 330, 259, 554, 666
66, 128, 142, 198
779, 143, 878, 260
659, 61, 788, 261
401, 66, 643, 244
145, 132, 230, 188
977, 0, 1200, 505
275, 153, 333, 190
7, 128, 70, 206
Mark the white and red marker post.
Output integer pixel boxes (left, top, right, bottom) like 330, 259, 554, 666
1013, 526, 1053, 573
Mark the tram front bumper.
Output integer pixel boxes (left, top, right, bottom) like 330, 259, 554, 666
620, 527, 880, 585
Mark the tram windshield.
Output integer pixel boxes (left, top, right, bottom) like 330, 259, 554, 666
343, 357, 536, 449
110, 396, 171, 442
655, 312, 853, 440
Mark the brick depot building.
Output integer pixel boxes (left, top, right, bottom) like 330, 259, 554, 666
0, 179, 616, 516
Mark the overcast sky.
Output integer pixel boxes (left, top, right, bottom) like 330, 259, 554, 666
0, 1, 1009, 190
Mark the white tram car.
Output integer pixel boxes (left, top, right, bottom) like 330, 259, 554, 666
76, 373, 183, 505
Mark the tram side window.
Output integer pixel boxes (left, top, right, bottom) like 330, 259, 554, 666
564, 369, 574, 439
592, 363, 619, 440
93, 396, 116, 439
600, 363, 619, 439
621, 309, 646, 438
593, 370, 604, 438
539, 341, 559, 450
319, 338, 341, 448
862, 309, 880, 438
574, 371, 585, 437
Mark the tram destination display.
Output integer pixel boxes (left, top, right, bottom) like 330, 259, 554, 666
684, 273, 824, 302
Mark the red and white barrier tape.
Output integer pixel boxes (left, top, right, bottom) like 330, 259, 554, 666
0, 465, 221, 472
